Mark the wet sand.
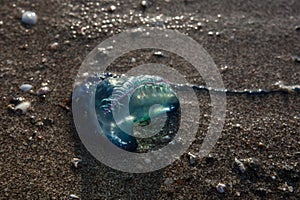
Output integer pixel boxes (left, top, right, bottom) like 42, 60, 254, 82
0, 0, 299, 199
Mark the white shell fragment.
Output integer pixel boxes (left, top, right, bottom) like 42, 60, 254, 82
72, 157, 82, 168
188, 152, 197, 166
15, 101, 31, 114
153, 51, 164, 57
70, 194, 79, 199
21, 11, 37, 26
19, 84, 33, 92
216, 183, 226, 193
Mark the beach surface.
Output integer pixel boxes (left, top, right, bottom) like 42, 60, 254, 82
0, 0, 299, 199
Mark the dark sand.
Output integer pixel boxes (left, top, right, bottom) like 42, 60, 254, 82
0, 0, 299, 199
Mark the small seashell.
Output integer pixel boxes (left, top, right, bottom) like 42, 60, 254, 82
21, 11, 37, 26
20, 84, 33, 92
216, 183, 226, 193
15, 101, 31, 114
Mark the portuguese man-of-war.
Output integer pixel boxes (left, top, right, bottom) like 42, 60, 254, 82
72, 72, 300, 152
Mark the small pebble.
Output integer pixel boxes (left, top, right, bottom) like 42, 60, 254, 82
37, 86, 50, 96
30, 115, 36, 124
234, 157, 246, 173
294, 151, 300, 156
292, 55, 300, 63
144, 158, 151, 164
204, 153, 216, 165
295, 25, 300, 31
41, 82, 49, 86
287, 185, 294, 193
141, 0, 148, 7
239, 157, 261, 172
98, 47, 108, 55
160, 135, 171, 142
278, 182, 294, 193
21, 11, 37, 26
6, 60, 13, 65
42, 58, 47, 63
72, 157, 82, 168
108, 5, 116, 12
49, 42, 59, 50
19, 84, 33, 92
164, 177, 174, 185
258, 142, 266, 148
221, 65, 228, 71
36, 121, 44, 127
216, 183, 226, 193
131, 57, 136, 63
43, 117, 54, 126
7, 104, 15, 112
14, 101, 31, 114
10, 97, 25, 105
208, 31, 214, 36
19, 44, 29, 50
232, 123, 242, 128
